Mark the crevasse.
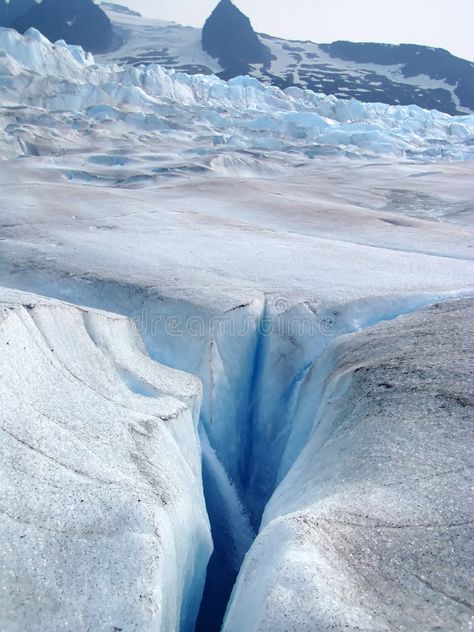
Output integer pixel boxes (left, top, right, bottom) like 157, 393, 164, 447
0, 272, 463, 631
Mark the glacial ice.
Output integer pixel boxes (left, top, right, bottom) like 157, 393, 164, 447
0, 26, 473, 632
0, 27, 473, 161
224, 300, 474, 631
0, 288, 211, 632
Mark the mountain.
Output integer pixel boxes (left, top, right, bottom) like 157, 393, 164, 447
202, 0, 271, 77
1, 0, 115, 53
97, 2, 474, 116
319, 41, 474, 114
254, 35, 474, 116
0, 0, 35, 26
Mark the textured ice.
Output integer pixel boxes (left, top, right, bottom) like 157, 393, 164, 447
0, 28, 473, 161
224, 300, 474, 631
0, 288, 211, 632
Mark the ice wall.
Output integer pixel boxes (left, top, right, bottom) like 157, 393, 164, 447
0, 288, 212, 632
224, 299, 474, 631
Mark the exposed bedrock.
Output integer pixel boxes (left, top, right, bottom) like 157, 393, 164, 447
1, 0, 116, 53
202, 0, 271, 77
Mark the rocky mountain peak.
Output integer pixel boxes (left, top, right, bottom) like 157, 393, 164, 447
0, 0, 36, 26
1, 0, 115, 53
202, 0, 271, 77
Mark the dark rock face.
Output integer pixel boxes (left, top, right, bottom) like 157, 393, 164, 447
202, 0, 271, 77
320, 41, 474, 114
0, 0, 36, 27
11, 0, 115, 53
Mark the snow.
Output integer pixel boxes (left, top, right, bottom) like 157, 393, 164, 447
99, 4, 222, 74
0, 27, 473, 631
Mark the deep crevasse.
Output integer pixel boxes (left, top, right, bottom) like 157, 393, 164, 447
0, 271, 468, 630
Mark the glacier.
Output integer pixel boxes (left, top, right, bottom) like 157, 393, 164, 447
224, 299, 474, 631
0, 27, 473, 163
0, 288, 211, 632
0, 26, 473, 632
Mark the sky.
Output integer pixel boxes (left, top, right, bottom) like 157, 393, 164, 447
122, 0, 474, 61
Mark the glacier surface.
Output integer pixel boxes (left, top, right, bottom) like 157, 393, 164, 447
0, 27, 473, 163
0, 27, 473, 632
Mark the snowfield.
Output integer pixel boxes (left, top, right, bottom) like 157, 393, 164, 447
0, 26, 473, 632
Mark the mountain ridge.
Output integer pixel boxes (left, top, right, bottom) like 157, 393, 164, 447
96, 2, 474, 116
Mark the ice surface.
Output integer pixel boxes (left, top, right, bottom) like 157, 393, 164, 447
0, 288, 211, 632
0, 27, 473, 161
0, 27, 474, 632
224, 300, 474, 631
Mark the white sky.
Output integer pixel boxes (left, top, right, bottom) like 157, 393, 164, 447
120, 0, 474, 61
